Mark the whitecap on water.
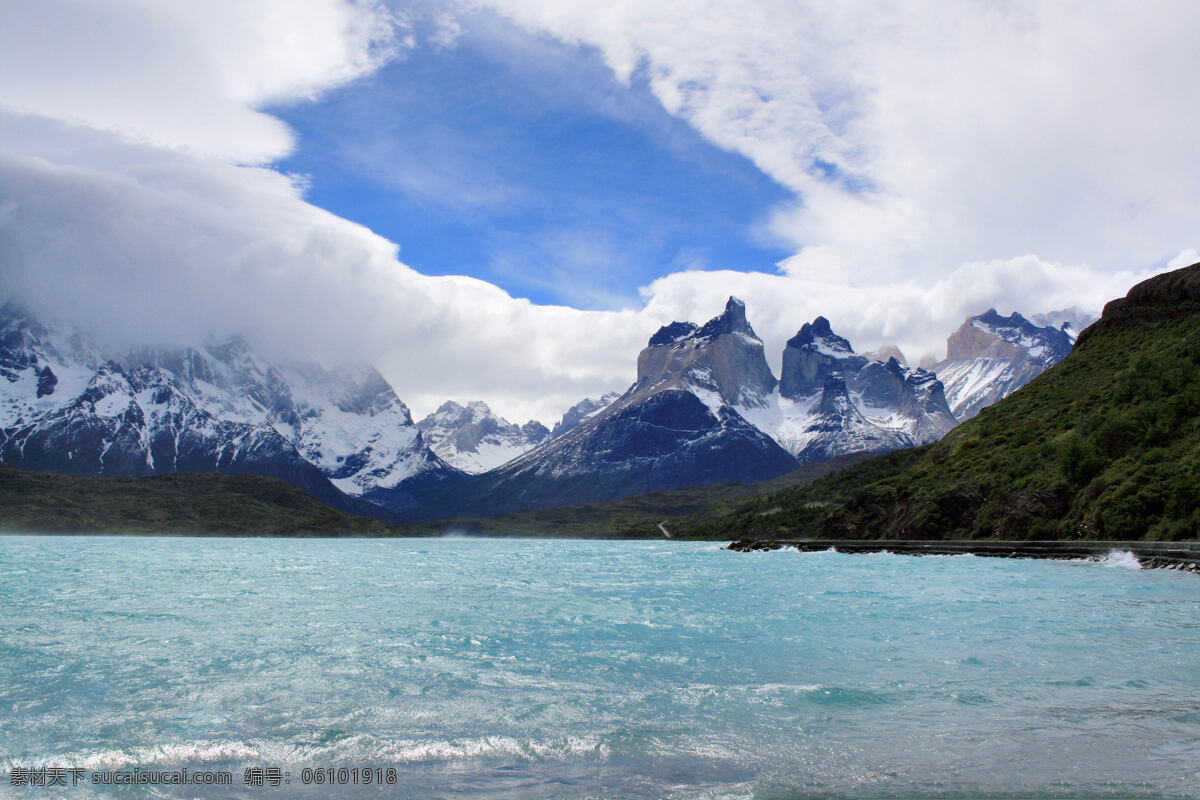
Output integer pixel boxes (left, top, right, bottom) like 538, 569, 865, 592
1100, 550, 1143, 570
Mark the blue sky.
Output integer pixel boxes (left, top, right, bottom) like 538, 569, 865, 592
269, 16, 793, 309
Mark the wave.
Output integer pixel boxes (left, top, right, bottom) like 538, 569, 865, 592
3, 735, 613, 772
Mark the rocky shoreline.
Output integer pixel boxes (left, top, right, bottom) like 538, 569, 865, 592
727, 538, 1200, 573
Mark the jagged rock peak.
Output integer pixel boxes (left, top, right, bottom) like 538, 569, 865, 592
648, 321, 700, 347
416, 399, 550, 474
636, 297, 776, 407
935, 308, 1077, 420
696, 296, 757, 340
975, 308, 1020, 327
647, 297, 759, 348
779, 316, 864, 399
521, 420, 550, 443
786, 316, 854, 354
432, 399, 469, 416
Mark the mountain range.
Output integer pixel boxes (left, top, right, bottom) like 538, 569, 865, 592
398, 297, 1071, 519
0, 298, 1074, 522
674, 261, 1200, 542
0, 303, 456, 518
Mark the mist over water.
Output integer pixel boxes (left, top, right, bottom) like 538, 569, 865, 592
1, 537, 1198, 799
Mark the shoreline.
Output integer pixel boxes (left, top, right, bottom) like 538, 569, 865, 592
727, 538, 1200, 572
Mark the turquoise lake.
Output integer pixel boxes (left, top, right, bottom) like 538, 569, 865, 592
1, 536, 1198, 799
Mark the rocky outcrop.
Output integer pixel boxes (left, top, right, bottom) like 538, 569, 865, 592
932, 310, 1073, 419
780, 317, 864, 399
743, 317, 958, 463
1077, 262, 1200, 344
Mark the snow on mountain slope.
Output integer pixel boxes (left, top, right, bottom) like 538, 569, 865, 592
416, 400, 549, 474
739, 317, 958, 463
132, 336, 459, 508
0, 303, 458, 516
933, 310, 1074, 419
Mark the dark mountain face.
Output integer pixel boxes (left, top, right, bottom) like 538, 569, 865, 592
414, 389, 799, 521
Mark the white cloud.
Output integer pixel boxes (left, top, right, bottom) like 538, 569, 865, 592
476, 0, 1200, 281
0, 0, 1191, 426
0, 115, 650, 423
0, 0, 404, 163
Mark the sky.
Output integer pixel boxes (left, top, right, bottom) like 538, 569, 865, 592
1, 0, 1197, 424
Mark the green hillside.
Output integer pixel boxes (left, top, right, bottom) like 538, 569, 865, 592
0, 465, 391, 535
674, 262, 1200, 542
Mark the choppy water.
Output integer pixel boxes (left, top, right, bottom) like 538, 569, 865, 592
1, 536, 1198, 799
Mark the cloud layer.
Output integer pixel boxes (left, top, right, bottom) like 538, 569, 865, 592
480, 0, 1200, 281
1, 0, 1193, 423
0, 0, 403, 163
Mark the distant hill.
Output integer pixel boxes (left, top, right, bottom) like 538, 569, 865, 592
0, 464, 391, 535
398, 453, 874, 538
673, 262, 1200, 542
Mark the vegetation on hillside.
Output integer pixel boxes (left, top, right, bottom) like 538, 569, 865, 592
0, 465, 391, 535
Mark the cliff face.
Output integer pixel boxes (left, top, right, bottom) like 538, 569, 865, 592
636, 297, 778, 409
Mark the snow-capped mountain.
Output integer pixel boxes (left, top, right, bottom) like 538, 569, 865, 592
932, 309, 1074, 419
737, 316, 958, 462
3, 295, 1082, 523
416, 401, 549, 474
549, 392, 620, 438
0, 302, 460, 516
138, 341, 459, 509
